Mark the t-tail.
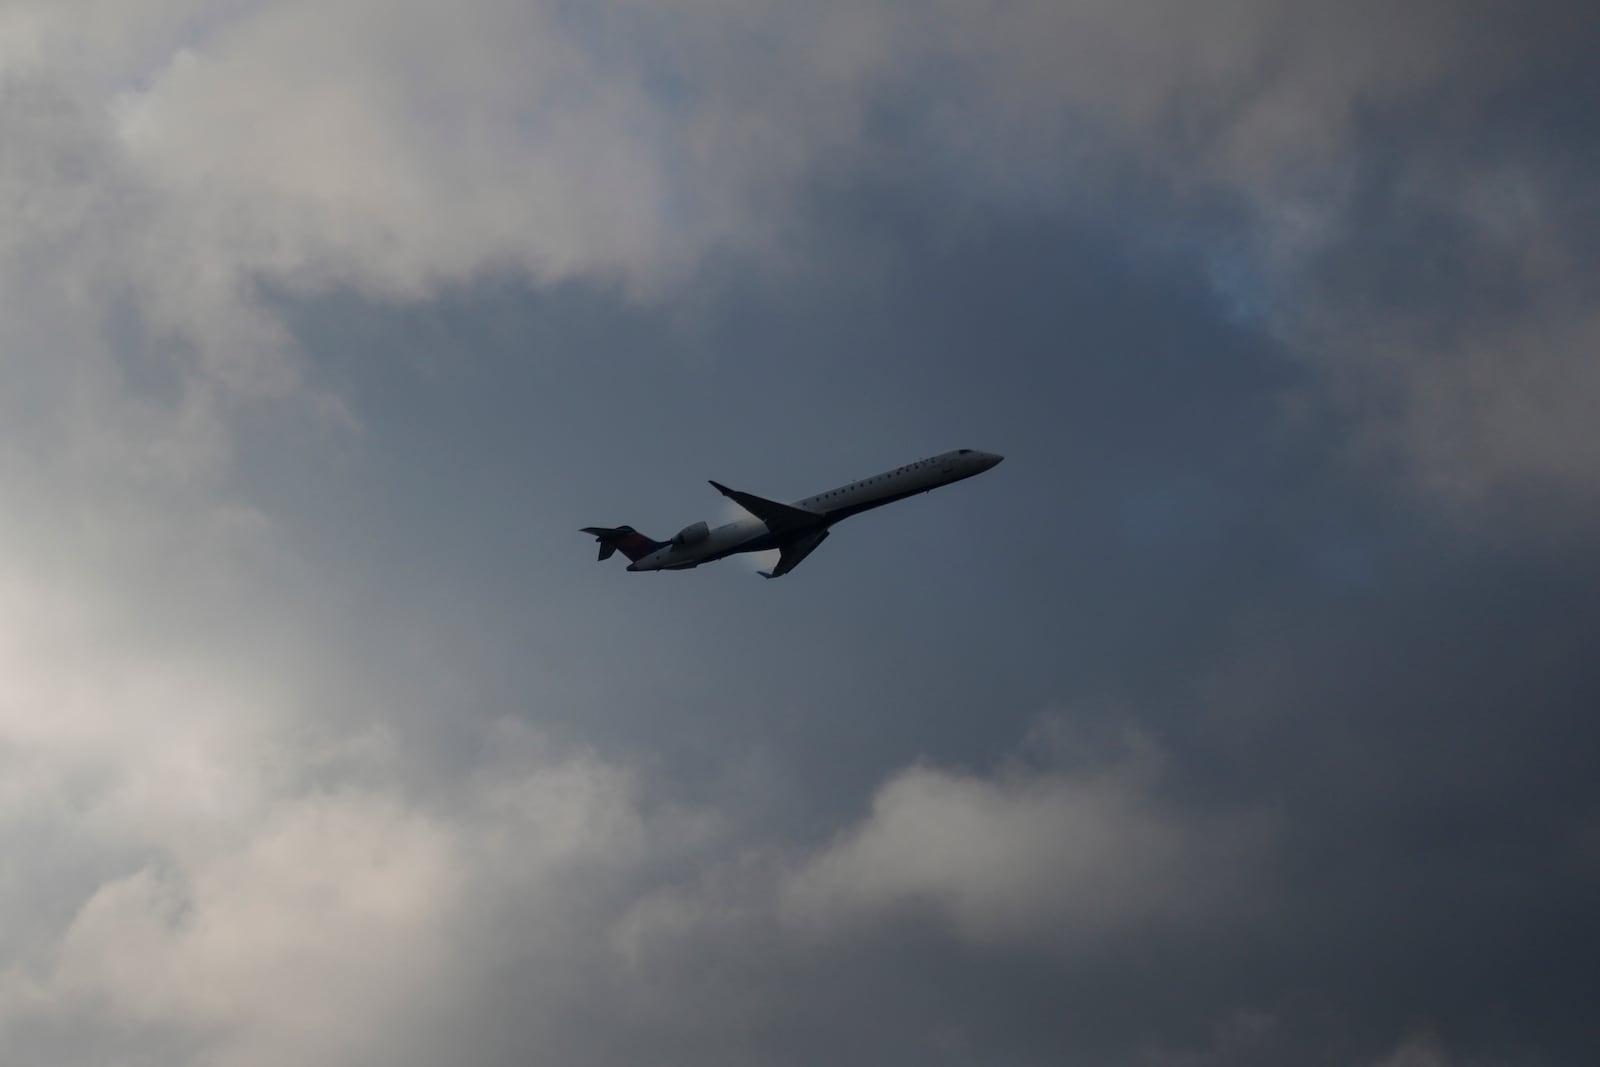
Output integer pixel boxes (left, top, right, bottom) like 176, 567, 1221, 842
580, 525, 666, 563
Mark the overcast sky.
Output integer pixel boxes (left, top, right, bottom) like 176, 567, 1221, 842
3, 3, 1599, 1065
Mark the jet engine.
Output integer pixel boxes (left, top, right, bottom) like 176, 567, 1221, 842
672, 521, 710, 546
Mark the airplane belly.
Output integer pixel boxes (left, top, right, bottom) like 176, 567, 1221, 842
702, 517, 773, 559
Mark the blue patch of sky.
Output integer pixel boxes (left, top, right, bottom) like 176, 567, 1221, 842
1204, 240, 1278, 325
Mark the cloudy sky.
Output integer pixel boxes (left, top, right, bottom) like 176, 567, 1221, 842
3, 3, 1599, 1065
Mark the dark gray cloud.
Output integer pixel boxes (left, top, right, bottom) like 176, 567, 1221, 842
1272, 27, 1600, 526
2, 3, 1598, 1066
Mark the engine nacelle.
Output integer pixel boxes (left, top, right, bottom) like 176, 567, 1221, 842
672, 521, 710, 546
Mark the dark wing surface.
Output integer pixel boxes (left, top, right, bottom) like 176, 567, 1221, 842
708, 481, 822, 533
760, 530, 831, 579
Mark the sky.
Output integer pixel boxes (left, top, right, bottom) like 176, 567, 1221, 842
2, 2, 1599, 1065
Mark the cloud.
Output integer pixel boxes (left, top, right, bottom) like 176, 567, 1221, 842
8, 0, 1589, 524
1366, 1032, 1460, 1067
781, 729, 1272, 949
0, 674, 657, 1067
0, 4, 1595, 1065
611, 724, 1273, 973
5, 3, 1591, 497
1292, 151, 1600, 523
5, 1, 1577, 305
1132, 1019, 1469, 1067
0, 368, 655, 1067
107, 1, 680, 299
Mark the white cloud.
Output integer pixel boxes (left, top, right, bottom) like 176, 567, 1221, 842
0, 619, 656, 1067
0, 0, 1550, 317
612, 724, 1273, 975
107, 1, 678, 300
0, 418, 656, 1065
781, 731, 1272, 949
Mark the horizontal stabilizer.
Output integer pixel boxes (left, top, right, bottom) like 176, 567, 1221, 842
581, 525, 664, 563
708, 481, 822, 532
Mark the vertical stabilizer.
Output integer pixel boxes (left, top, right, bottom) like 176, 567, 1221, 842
580, 526, 665, 563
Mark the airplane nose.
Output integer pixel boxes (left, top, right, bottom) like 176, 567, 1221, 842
984, 452, 1004, 469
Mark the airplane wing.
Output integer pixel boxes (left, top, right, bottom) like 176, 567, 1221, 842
708, 481, 822, 532
760, 530, 830, 579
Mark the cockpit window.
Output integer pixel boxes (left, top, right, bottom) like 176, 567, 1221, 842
958, 448, 972, 454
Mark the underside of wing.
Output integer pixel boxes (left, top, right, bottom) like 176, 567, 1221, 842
760, 529, 830, 579
708, 480, 823, 533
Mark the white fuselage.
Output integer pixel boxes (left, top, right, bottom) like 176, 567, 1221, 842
627, 449, 1003, 572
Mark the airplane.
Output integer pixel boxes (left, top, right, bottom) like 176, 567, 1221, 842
581, 449, 1003, 579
